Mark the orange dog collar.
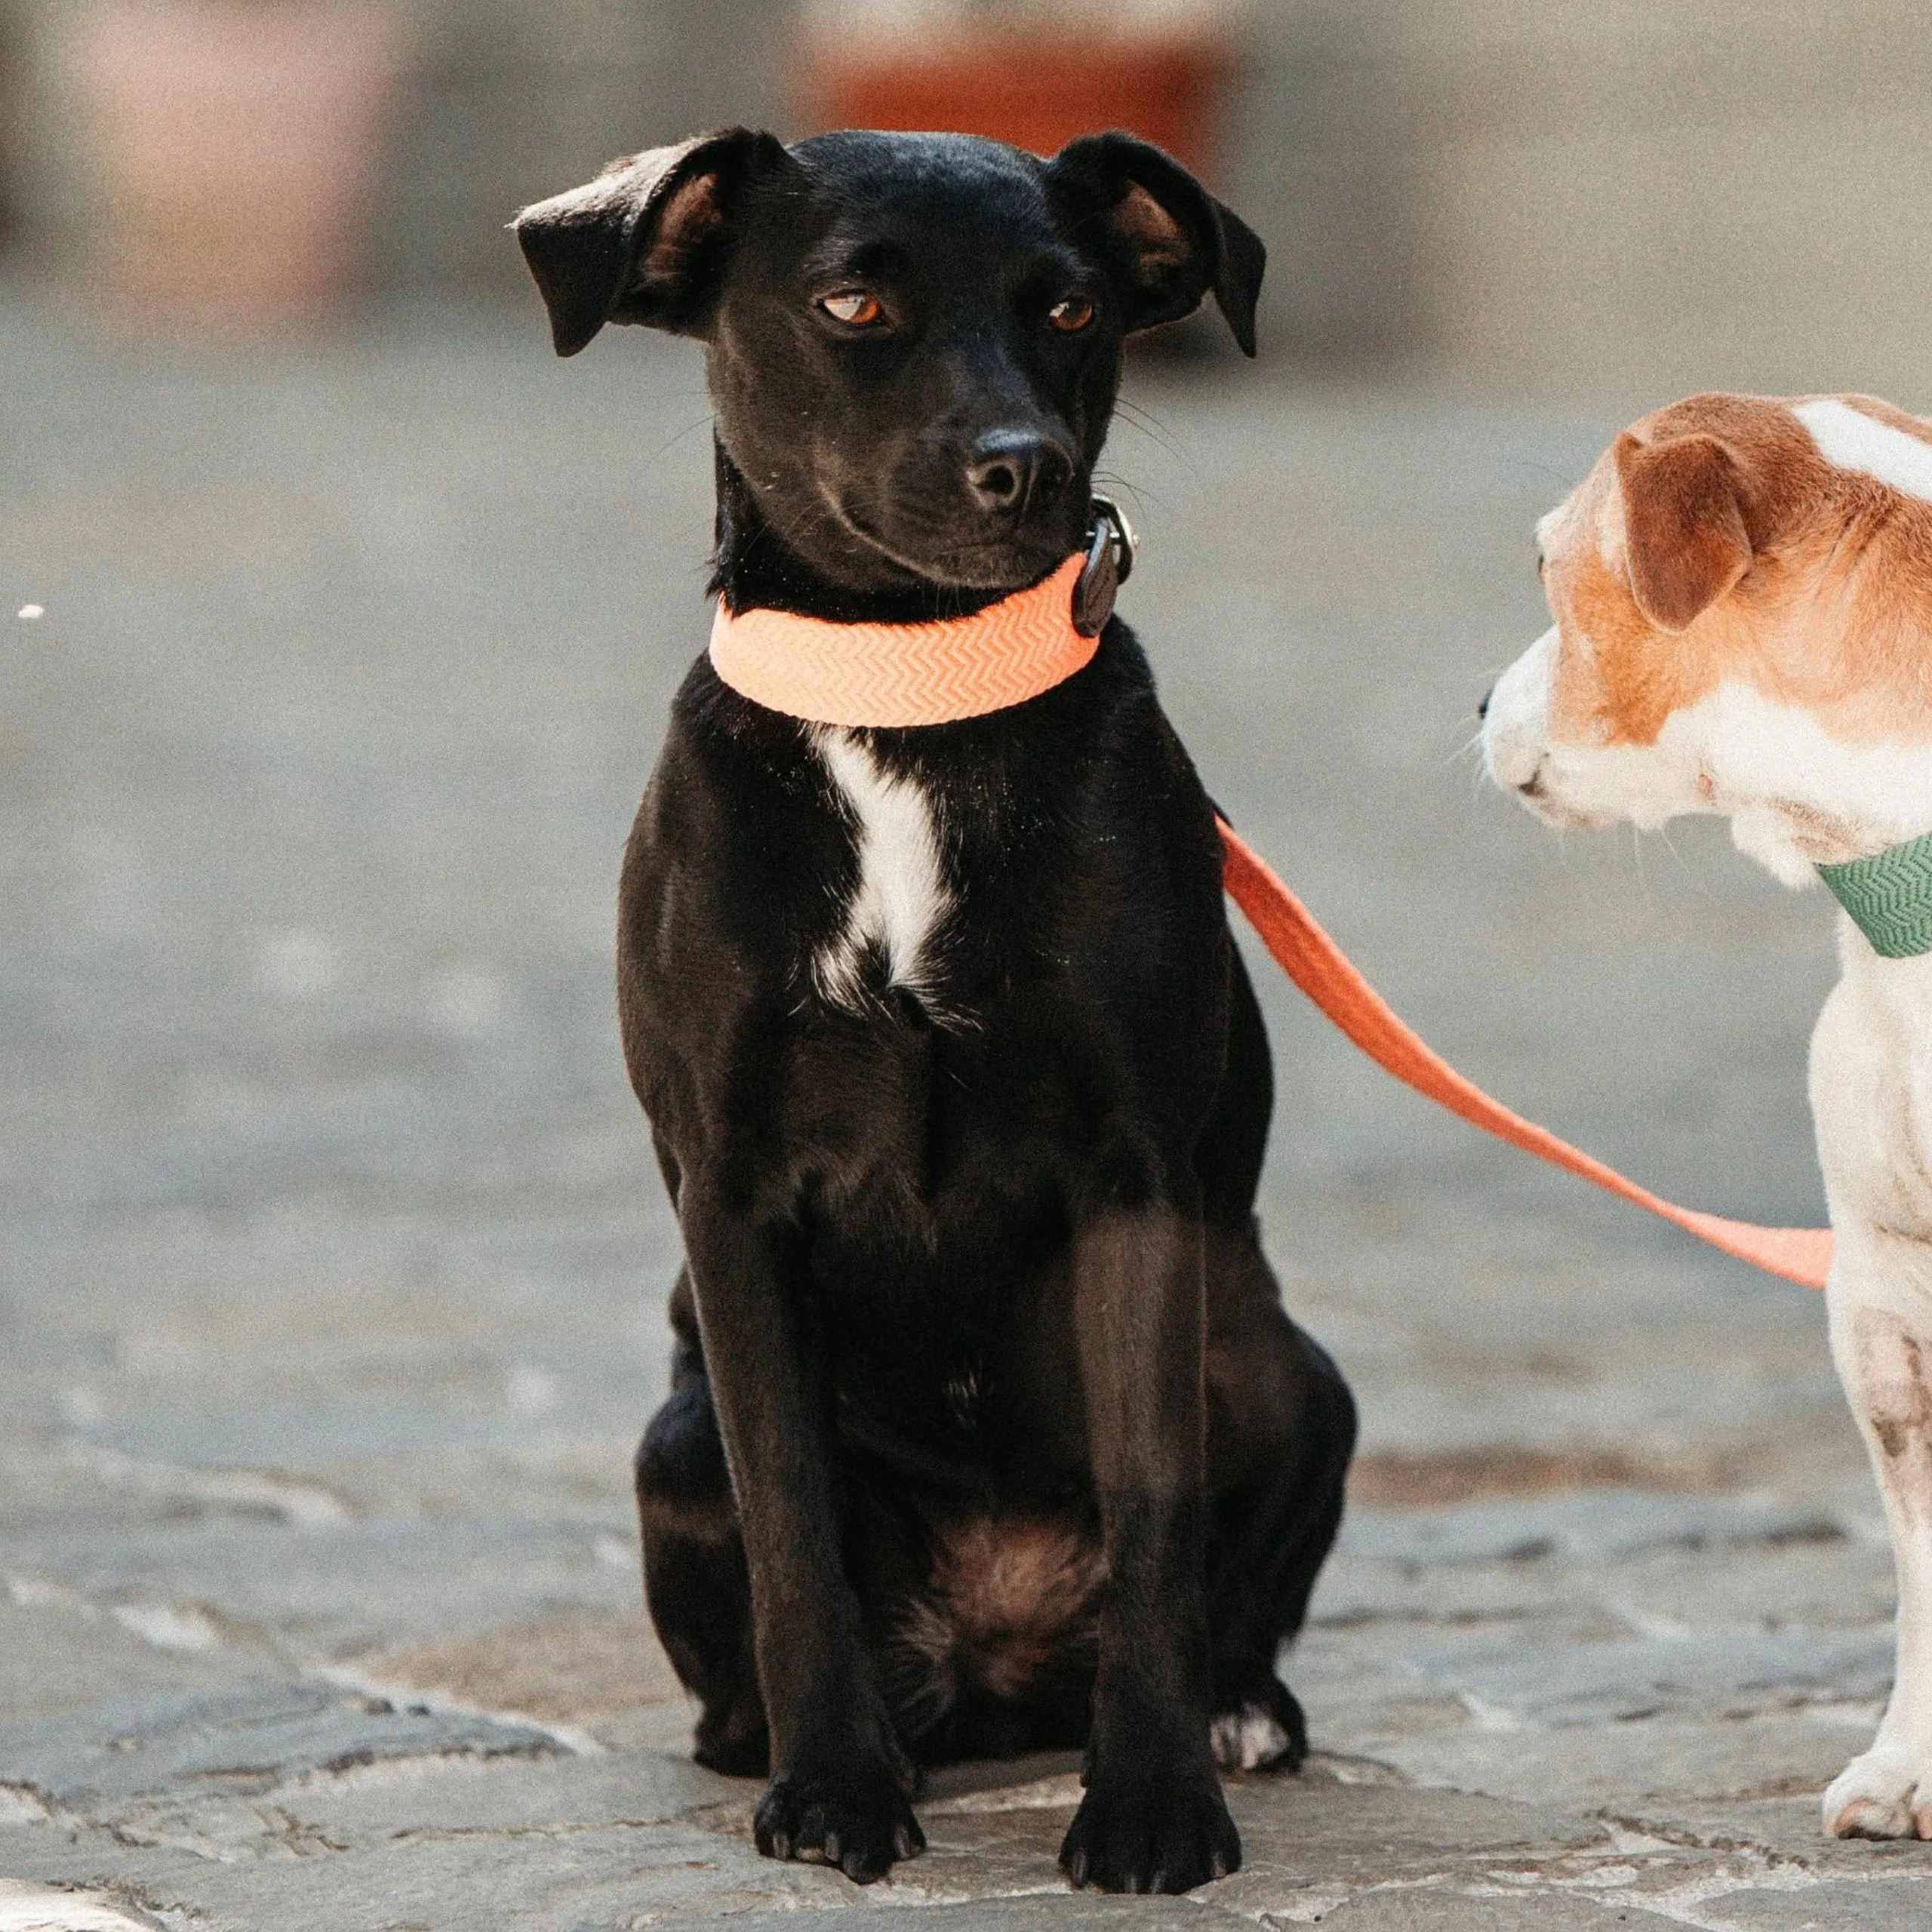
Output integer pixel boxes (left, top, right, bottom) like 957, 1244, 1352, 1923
709, 498, 1136, 728
710, 555, 1094, 728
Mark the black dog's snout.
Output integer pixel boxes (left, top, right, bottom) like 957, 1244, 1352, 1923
1476, 684, 1493, 721
966, 431, 1073, 515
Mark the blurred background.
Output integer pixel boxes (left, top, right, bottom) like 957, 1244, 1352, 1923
5, 7, 1932, 1900
5, 0, 1932, 383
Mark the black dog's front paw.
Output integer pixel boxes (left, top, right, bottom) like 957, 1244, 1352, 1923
1060, 1771, 1241, 1894
755, 1764, 924, 1884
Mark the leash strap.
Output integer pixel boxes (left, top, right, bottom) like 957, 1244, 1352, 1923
698, 532, 1830, 1291
1217, 820, 1834, 1291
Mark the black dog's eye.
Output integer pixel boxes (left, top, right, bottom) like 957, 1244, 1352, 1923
820, 291, 884, 328
1048, 295, 1095, 334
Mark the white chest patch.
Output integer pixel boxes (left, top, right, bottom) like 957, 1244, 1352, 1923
1795, 398, 1932, 503
813, 728, 952, 1011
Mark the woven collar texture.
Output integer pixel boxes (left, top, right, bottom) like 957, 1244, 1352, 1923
1819, 828, 1932, 958
708, 553, 1093, 728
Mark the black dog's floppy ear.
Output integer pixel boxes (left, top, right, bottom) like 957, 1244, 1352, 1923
1044, 132, 1266, 356
512, 128, 787, 355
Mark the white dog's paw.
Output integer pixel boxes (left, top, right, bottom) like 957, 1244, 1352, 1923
1823, 1743, 1932, 1839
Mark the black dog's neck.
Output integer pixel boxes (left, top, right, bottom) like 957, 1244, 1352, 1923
709, 441, 1034, 627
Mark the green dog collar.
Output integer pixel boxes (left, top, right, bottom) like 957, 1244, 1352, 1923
1818, 827, 1932, 959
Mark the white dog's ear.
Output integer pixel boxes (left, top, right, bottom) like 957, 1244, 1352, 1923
1614, 430, 1753, 632
513, 128, 789, 355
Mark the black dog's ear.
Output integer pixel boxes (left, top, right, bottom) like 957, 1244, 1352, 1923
1044, 132, 1266, 356
512, 128, 789, 355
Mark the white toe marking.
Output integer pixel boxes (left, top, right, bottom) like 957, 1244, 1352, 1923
813, 728, 951, 1011
1211, 1702, 1291, 1772
1795, 398, 1932, 504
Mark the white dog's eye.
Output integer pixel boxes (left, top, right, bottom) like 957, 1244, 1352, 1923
820, 291, 883, 327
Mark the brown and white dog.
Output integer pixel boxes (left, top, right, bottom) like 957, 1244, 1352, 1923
1482, 390, 1932, 1840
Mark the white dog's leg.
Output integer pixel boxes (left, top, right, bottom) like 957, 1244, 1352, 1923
1822, 1223, 1932, 1838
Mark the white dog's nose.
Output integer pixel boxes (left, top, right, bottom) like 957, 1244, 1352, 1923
1482, 733, 1543, 793
1480, 628, 1558, 794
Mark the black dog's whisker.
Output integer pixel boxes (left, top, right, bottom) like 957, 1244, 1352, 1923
651, 412, 719, 463
1092, 473, 1164, 522
1112, 395, 1195, 470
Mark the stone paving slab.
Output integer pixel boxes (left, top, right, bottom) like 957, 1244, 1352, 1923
2, 1515, 641, 1660
1340, 1491, 1844, 1569
0, 1599, 281, 1721
7, 1818, 863, 1931
0, 1881, 162, 1932
0, 1684, 558, 1809
1703, 1882, 1932, 1932
1380, 1716, 1881, 1811
1392, 1629, 1897, 1728
712, 1907, 1247, 1930
1310, 1894, 1623, 1930
274, 1746, 739, 1839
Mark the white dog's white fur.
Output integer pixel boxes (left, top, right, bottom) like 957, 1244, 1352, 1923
1484, 389, 1932, 1840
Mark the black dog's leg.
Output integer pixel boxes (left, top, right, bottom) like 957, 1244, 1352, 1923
1060, 1199, 1241, 1895
635, 1279, 770, 1776
678, 1185, 922, 1883
1203, 1249, 1355, 1770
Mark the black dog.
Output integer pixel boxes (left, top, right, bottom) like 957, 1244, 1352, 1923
515, 127, 1355, 1895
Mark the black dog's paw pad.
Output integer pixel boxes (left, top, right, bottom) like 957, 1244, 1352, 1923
754, 1768, 924, 1884
1210, 1678, 1308, 1773
1059, 1778, 1241, 1894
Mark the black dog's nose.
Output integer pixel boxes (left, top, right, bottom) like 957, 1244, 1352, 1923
967, 431, 1072, 514
1477, 685, 1493, 721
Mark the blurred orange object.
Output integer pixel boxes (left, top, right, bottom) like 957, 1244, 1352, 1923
63, 0, 402, 332
798, 31, 1227, 177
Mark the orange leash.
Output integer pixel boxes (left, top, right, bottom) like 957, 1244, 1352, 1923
699, 538, 1831, 1293
1217, 820, 1835, 1291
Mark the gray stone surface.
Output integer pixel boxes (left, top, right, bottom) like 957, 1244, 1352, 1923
1394, 1629, 1897, 1727
1697, 1878, 1932, 1931
3, 286, 1930, 1925
0, 1683, 557, 1807
1340, 1489, 1844, 1568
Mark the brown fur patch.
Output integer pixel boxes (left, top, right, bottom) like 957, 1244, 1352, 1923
1614, 430, 1752, 632
1850, 1309, 1932, 1504
1542, 392, 1932, 750
633, 173, 728, 299
878, 1514, 1105, 1731
1109, 183, 1192, 277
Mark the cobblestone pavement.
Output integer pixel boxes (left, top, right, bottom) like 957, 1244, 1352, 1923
5, 289, 1927, 1927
